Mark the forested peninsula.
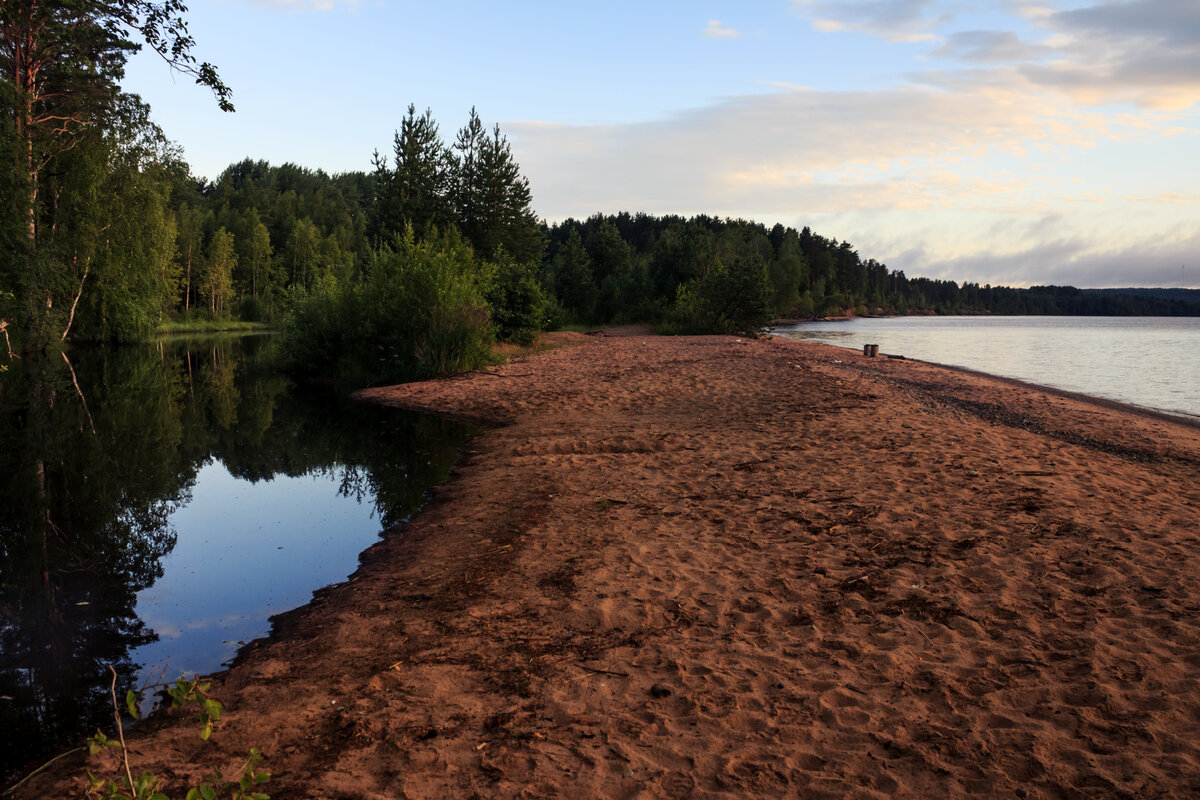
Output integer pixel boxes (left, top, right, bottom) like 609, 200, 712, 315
3, 8, 1198, 382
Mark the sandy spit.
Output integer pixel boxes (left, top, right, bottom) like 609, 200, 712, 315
23, 332, 1200, 799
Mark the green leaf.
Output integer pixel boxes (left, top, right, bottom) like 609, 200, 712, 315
200, 702, 219, 724
126, 688, 140, 719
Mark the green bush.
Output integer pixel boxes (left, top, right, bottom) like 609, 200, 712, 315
279, 228, 495, 384
483, 251, 549, 346
660, 258, 774, 337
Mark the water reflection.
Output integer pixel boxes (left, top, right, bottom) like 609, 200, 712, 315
0, 336, 474, 784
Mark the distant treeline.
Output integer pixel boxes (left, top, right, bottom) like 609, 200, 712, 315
538, 213, 1200, 324
958, 285, 1200, 316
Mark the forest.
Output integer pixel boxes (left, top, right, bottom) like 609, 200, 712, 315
3, 2, 1198, 382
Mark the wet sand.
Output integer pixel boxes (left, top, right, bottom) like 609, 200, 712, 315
25, 332, 1200, 799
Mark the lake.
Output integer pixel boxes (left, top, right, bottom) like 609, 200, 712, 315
0, 336, 474, 784
773, 316, 1200, 420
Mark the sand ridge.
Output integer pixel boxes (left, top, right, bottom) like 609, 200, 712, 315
25, 333, 1200, 799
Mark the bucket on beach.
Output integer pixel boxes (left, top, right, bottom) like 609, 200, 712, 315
863, 344, 879, 357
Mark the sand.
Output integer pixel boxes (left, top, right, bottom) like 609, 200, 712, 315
21, 331, 1200, 799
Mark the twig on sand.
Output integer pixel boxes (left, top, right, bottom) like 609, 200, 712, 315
571, 663, 631, 680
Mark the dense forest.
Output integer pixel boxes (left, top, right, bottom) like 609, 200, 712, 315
2, 2, 1198, 379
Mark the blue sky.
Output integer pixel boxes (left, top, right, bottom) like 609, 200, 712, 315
122, 0, 1200, 288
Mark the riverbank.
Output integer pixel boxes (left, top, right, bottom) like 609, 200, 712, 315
22, 332, 1200, 798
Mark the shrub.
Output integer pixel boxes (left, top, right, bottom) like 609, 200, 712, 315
660, 258, 774, 337
279, 228, 495, 385
482, 251, 549, 346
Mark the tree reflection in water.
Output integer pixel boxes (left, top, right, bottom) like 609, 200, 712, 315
0, 336, 473, 784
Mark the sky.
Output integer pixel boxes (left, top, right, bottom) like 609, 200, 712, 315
121, 0, 1200, 289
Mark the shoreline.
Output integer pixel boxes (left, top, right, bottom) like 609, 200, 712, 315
22, 332, 1200, 799
782, 335, 1200, 431
771, 321, 1200, 426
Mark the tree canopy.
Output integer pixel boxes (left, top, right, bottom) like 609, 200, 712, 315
0, 0, 230, 347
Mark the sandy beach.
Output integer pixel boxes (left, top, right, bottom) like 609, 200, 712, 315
24, 331, 1200, 799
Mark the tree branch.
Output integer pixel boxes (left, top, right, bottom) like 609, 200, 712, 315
60, 257, 89, 342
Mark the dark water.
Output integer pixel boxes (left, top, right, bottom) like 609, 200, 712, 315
0, 336, 474, 784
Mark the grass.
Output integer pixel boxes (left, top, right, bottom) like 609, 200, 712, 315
155, 318, 274, 335
492, 329, 593, 360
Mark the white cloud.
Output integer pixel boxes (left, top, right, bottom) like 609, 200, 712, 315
794, 0, 949, 42
702, 19, 742, 38
510, 83, 1131, 219
795, 0, 1200, 110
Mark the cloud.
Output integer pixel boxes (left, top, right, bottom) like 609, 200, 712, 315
794, 0, 948, 42
796, 0, 1200, 110
510, 83, 1124, 221
930, 30, 1046, 63
909, 226, 1200, 288
799, 204, 1200, 288
702, 19, 742, 39
1010, 1, 1200, 109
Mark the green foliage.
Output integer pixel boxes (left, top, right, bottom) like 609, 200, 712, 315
165, 677, 224, 741
373, 107, 544, 264
372, 105, 453, 238
279, 228, 495, 384
661, 258, 774, 336
543, 227, 595, 323
483, 251, 549, 345
1, 0, 229, 349
83, 672, 268, 800
184, 750, 269, 800
201, 229, 237, 315
540, 214, 1200, 329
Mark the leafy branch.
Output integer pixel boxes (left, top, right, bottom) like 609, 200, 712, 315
81, 667, 269, 800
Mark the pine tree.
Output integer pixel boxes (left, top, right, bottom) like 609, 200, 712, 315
378, 105, 451, 239
469, 123, 543, 264
549, 228, 596, 322
451, 107, 486, 246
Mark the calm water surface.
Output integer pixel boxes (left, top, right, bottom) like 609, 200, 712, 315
774, 316, 1200, 420
0, 336, 474, 782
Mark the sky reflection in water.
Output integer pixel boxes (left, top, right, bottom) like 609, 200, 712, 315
774, 316, 1200, 419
